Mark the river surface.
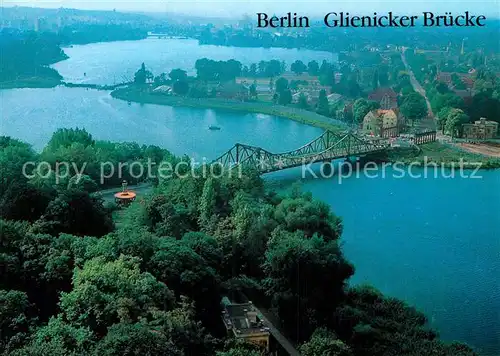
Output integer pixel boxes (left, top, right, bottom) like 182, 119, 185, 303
1, 40, 499, 355
52, 38, 337, 85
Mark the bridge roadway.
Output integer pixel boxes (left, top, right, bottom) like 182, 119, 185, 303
212, 130, 389, 174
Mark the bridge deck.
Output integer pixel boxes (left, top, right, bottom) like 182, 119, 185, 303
212, 130, 389, 173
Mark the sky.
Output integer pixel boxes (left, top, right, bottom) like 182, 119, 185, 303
2, 0, 499, 18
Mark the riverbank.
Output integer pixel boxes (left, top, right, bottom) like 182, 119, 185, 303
63, 81, 133, 91
112, 86, 500, 169
391, 141, 500, 169
111, 86, 347, 133
0, 76, 62, 89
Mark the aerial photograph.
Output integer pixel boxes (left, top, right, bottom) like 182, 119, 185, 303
0, 0, 499, 355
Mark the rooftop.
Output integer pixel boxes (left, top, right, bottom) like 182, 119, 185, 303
221, 300, 270, 337
368, 87, 398, 101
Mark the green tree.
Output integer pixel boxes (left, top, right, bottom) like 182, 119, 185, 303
274, 192, 342, 240
148, 239, 221, 325
291, 60, 307, 75
134, 62, 153, 84
445, 108, 469, 138
249, 83, 257, 99
168, 68, 187, 82
278, 89, 292, 105
59, 255, 174, 334
32, 189, 113, 237
173, 80, 189, 95
93, 322, 182, 356
10, 316, 94, 356
400, 92, 428, 125
216, 339, 262, 356
317, 89, 330, 116
263, 230, 354, 341
0, 136, 37, 196
0, 290, 34, 352
308, 60, 320, 76
430, 92, 464, 113
67, 174, 98, 193
275, 77, 289, 94
298, 92, 309, 109
181, 232, 223, 270
249, 63, 257, 77
467, 92, 500, 122
352, 99, 380, 124
0, 221, 77, 321
437, 107, 453, 131
198, 178, 218, 233
300, 328, 353, 356
153, 73, 167, 86
0, 182, 53, 222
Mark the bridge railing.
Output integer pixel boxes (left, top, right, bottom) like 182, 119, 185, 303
211, 130, 390, 173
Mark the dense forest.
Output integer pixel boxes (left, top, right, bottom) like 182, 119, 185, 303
0, 25, 147, 87
0, 30, 66, 86
0, 129, 478, 355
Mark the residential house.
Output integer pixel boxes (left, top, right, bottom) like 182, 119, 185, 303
363, 109, 403, 138
292, 91, 312, 104
462, 118, 499, 140
221, 298, 270, 351
368, 87, 398, 109
152, 85, 172, 95
327, 93, 343, 105
235, 78, 271, 93
334, 72, 343, 84
436, 71, 475, 90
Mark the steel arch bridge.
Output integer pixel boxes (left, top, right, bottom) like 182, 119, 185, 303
212, 130, 389, 174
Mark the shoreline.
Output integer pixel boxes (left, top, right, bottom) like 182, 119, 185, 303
111, 86, 500, 169
111, 86, 347, 133
0, 76, 62, 89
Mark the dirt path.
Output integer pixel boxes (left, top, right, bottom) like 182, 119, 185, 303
455, 142, 500, 157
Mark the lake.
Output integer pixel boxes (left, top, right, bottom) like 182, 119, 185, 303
52, 38, 337, 85
2, 39, 499, 355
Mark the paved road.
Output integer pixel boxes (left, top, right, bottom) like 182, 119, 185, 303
253, 305, 301, 356
401, 48, 434, 119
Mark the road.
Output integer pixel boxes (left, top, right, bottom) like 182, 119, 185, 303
401, 48, 434, 119
253, 305, 301, 356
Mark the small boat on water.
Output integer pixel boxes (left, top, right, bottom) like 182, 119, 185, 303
208, 125, 221, 131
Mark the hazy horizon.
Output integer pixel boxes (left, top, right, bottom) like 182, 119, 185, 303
2, 0, 500, 19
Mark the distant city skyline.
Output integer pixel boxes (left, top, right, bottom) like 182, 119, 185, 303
2, 0, 500, 18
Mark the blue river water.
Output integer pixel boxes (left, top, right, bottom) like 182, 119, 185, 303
1, 39, 499, 355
